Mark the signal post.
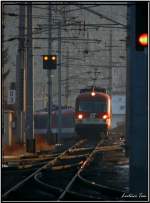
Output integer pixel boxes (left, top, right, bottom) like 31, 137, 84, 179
127, 2, 148, 198
43, 54, 57, 142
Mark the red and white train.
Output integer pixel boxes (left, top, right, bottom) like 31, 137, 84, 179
34, 87, 111, 140
34, 108, 75, 140
74, 86, 112, 137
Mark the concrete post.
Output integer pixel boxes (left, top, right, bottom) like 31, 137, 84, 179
16, 3, 25, 144
47, 2, 53, 139
26, 3, 35, 153
58, 22, 62, 142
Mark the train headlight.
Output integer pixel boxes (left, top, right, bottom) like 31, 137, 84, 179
78, 114, 83, 119
102, 114, 108, 120
91, 91, 96, 96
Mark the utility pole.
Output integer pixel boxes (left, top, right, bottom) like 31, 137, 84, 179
26, 3, 35, 153
108, 6, 112, 95
47, 2, 53, 140
65, 48, 69, 106
108, 29, 112, 94
58, 22, 62, 141
2, 3, 4, 111
16, 3, 25, 144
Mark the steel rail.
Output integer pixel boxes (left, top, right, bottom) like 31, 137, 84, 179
33, 138, 125, 200
35, 172, 102, 200
26, 135, 126, 201
58, 139, 125, 200
3, 153, 60, 167
78, 174, 124, 198
57, 139, 104, 200
2, 139, 86, 200
34, 172, 63, 194
76, 144, 125, 199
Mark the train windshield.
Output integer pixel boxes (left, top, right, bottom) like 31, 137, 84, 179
78, 101, 107, 113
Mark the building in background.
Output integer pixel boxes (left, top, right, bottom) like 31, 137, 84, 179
3, 2, 127, 111
112, 95, 126, 128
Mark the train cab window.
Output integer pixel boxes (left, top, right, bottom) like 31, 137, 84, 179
78, 101, 107, 113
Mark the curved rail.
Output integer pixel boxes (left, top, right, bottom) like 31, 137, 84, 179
58, 139, 125, 200
2, 139, 87, 200
3, 137, 126, 201
57, 139, 104, 200
78, 174, 123, 198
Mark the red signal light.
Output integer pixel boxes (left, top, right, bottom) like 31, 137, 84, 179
138, 33, 148, 47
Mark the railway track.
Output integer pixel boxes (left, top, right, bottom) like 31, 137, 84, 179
56, 138, 125, 201
2, 135, 127, 201
2, 139, 88, 201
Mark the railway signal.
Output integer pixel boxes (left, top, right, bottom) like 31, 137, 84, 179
135, 2, 148, 51
137, 33, 148, 47
43, 55, 57, 69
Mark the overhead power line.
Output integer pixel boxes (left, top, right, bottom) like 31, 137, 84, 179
74, 4, 127, 28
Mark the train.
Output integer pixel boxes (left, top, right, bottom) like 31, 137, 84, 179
34, 108, 75, 140
74, 86, 112, 137
34, 86, 111, 141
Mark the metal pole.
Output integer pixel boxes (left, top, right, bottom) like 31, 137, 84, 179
26, 3, 35, 153
58, 22, 62, 141
65, 48, 69, 106
47, 2, 52, 138
2, 4, 5, 139
108, 7, 112, 95
20, 4, 25, 145
16, 3, 25, 144
16, 54, 21, 144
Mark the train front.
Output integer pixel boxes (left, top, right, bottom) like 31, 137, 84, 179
75, 87, 111, 137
